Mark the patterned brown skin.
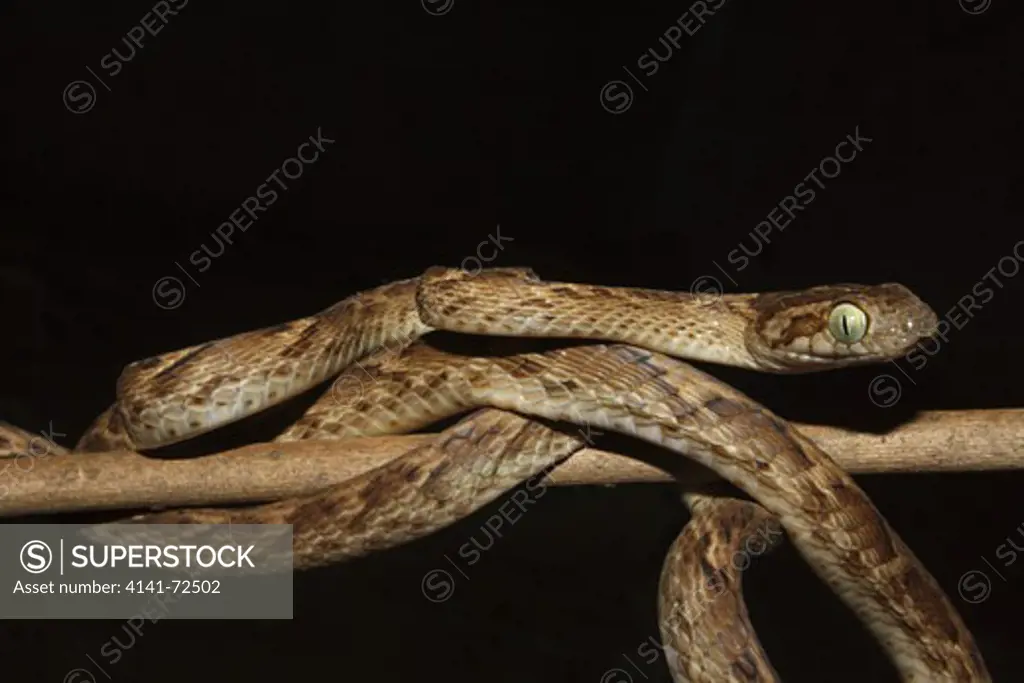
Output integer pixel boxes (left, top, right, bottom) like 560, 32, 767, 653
34, 266, 984, 681
0, 421, 70, 457
73, 267, 938, 453
87, 343, 990, 682
102, 409, 586, 568
747, 284, 939, 371
658, 495, 785, 682
418, 268, 940, 374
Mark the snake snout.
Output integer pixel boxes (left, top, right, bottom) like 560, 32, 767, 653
908, 306, 940, 342
897, 293, 940, 348
872, 283, 940, 353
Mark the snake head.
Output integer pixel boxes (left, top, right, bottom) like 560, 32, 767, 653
745, 283, 939, 372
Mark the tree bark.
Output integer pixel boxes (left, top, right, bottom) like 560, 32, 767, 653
2, 408, 1021, 517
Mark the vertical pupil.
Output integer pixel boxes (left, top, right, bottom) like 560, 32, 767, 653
842, 315, 850, 336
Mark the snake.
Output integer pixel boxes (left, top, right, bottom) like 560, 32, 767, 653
10, 266, 989, 681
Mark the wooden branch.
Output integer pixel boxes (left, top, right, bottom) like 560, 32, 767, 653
1, 409, 1021, 518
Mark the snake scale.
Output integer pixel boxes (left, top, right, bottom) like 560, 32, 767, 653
14, 266, 990, 681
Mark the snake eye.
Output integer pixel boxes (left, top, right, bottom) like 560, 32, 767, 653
828, 303, 868, 344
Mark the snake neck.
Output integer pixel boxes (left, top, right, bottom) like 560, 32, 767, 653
417, 274, 769, 371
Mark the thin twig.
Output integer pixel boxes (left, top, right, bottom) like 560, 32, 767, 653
1, 409, 1021, 517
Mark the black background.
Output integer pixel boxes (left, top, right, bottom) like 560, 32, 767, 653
2, 0, 1023, 680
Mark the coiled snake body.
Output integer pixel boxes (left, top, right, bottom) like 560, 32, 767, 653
45, 267, 989, 681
